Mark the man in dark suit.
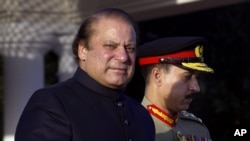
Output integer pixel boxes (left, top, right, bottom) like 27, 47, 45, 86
15, 8, 155, 141
138, 37, 213, 141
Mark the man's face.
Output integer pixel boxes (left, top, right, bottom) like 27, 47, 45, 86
159, 65, 200, 114
78, 18, 137, 89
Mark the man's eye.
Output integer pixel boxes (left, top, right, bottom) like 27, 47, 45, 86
126, 47, 135, 53
105, 44, 115, 49
183, 75, 192, 81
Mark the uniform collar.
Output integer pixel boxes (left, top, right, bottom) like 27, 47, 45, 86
142, 97, 178, 127
73, 67, 124, 99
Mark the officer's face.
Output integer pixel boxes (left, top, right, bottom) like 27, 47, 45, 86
78, 18, 136, 89
158, 65, 200, 114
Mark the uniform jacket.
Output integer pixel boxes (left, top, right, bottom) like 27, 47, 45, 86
142, 97, 212, 141
15, 67, 155, 141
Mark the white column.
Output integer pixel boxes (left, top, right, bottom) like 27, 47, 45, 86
1, 43, 51, 141
0, 20, 78, 141
58, 36, 76, 81
54, 24, 78, 82
3, 49, 43, 141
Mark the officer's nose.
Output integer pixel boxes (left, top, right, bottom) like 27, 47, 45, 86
189, 78, 200, 93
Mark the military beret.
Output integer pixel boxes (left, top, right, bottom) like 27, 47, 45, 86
138, 37, 214, 73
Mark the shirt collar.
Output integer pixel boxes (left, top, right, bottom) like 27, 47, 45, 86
73, 67, 124, 99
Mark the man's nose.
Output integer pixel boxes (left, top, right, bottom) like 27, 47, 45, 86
116, 47, 130, 62
189, 79, 200, 93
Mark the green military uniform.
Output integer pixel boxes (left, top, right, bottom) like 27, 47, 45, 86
138, 37, 215, 141
142, 97, 212, 141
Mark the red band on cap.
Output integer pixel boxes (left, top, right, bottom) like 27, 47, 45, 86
139, 50, 195, 66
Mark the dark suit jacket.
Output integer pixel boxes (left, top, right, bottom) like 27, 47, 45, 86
15, 67, 155, 141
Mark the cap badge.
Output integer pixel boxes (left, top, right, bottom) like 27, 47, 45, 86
195, 45, 203, 57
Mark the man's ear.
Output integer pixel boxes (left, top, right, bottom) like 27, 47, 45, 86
78, 40, 87, 61
151, 67, 162, 86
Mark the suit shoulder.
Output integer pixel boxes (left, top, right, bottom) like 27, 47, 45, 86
30, 79, 76, 102
35, 78, 76, 93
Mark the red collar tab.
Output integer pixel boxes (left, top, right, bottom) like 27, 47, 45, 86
147, 104, 178, 127
139, 50, 195, 66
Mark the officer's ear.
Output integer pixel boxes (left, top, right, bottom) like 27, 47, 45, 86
151, 67, 163, 86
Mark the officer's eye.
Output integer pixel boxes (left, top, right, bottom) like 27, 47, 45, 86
182, 73, 193, 82
184, 75, 192, 81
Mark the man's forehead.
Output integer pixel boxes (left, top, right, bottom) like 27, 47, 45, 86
90, 20, 136, 41
169, 65, 199, 74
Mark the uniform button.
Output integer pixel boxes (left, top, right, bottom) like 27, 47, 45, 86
124, 119, 129, 126
117, 102, 123, 107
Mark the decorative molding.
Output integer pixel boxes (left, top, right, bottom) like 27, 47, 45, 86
85, 0, 249, 21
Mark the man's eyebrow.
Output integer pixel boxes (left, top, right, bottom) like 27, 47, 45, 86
126, 40, 137, 46
104, 40, 136, 46
104, 40, 118, 44
181, 70, 195, 75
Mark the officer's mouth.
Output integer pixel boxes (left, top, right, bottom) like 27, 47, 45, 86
185, 93, 198, 99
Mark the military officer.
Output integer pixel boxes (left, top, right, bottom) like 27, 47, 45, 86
138, 37, 214, 141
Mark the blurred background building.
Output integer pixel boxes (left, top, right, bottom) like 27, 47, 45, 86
0, 0, 249, 141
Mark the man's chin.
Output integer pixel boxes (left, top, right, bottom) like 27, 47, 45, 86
180, 104, 191, 111
108, 81, 127, 89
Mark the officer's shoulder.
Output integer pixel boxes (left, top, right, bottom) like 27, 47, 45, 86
178, 111, 204, 124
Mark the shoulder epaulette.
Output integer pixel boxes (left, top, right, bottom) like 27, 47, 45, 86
178, 111, 204, 124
